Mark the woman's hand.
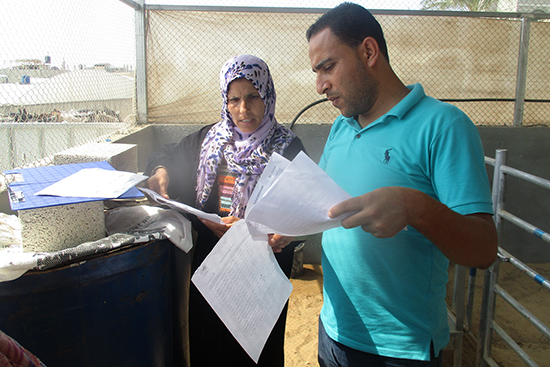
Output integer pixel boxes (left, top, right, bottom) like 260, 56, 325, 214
201, 216, 294, 253
145, 167, 170, 199
200, 216, 240, 238
268, 234, 294, 253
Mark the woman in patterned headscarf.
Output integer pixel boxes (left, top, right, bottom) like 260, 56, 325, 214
195, 54, 298, 219
145, 55, 305, 366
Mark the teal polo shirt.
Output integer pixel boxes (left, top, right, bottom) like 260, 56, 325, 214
319, 83, 493, 361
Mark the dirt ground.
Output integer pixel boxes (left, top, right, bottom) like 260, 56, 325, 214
285, 263, 550, 367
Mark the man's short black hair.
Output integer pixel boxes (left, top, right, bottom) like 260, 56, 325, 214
306, 2, 389, 62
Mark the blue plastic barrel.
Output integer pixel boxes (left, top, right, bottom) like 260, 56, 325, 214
0, 240, 173, 367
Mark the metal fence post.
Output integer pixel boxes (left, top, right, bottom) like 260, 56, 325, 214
492, 149, 507, 237
477, 149, 506, 367
513, 16, 531, 127
135, 0, 148, 124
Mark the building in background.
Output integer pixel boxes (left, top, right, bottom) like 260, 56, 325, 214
498, 0, 550, 12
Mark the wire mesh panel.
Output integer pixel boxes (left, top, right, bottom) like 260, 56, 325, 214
380, 14, 522, 126
145, 6, 550, 128
0, 0, 137, 172
145, 9, 337, 125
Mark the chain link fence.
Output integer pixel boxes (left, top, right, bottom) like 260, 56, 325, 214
1, 2, 550, 366
1, 0, 137, 172
144, 3, 550, 129
2, 1, 550, 172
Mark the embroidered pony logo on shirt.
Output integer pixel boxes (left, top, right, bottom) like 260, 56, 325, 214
383, 148, 393, 164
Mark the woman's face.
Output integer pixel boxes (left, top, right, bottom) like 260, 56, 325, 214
227, 78, 265, 133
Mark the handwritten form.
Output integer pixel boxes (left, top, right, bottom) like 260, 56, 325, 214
144, 151, 355, 363
191, 220, 293, 363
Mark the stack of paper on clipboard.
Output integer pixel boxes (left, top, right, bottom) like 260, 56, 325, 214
3, 161, 147, 253
4, 160, 145, 211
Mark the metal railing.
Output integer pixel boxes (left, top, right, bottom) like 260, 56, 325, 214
477, 149, 550, 367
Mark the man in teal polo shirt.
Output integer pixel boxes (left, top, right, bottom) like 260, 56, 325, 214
306, 3, 498, 366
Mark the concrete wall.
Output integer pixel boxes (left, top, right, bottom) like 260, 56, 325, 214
115, 124, 550, 264
2, 124, 547, 263
0, 122, 129, 172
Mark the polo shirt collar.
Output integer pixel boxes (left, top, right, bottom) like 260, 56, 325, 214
344, 83, 425, 131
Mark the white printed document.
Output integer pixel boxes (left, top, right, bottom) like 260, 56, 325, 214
191, 151, 357, 363
245, 151, 354, 236
35, 168, 147, 199
191, 220, 293, 363
138, 187, 224, 224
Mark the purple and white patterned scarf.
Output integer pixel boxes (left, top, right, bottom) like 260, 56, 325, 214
195, 55, 295, 218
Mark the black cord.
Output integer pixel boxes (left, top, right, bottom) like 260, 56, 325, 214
288, 97, 549, 130
289, 98, 329, 131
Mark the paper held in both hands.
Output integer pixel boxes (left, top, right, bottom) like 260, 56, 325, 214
145, 151, 353, 363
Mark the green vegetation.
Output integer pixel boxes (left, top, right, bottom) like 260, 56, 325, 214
421, 0, 498, 11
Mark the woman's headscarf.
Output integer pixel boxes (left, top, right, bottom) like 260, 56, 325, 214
195, 54, 296, 218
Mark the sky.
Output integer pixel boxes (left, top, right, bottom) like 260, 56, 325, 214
1, 0, 422, 70
2, 0, 136, 70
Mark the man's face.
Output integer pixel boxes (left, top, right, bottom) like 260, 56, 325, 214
308, 28, 378, 118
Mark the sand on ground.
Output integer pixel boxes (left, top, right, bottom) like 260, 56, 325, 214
285, 263, 550, 367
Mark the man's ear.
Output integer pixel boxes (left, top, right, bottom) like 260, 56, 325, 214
358, 37, 380, 68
